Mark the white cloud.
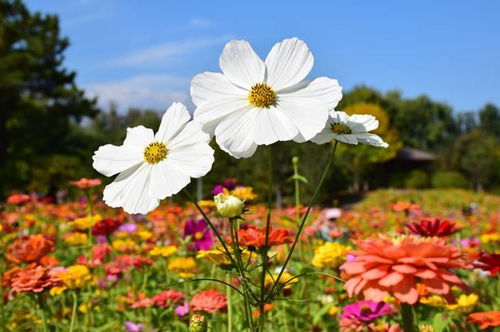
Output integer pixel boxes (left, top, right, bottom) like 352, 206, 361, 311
110, 35, 232, 67
188, 18, 213, 28
85, 74, 193, 112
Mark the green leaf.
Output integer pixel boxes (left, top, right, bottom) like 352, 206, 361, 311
312, 304, 333, 325
433, 313, 450, 332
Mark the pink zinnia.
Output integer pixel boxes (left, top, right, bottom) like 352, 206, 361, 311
190, 289, 227, 314
340, 236, 469, 304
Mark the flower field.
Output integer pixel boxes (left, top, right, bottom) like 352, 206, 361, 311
1, 187, 499, 331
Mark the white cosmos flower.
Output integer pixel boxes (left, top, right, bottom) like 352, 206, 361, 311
311, 111, 389, 148
191, 37, 342, 158
92, 102, 214, 214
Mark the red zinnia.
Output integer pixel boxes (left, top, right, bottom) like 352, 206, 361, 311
151, 289, 185, 308
473, 251, 500, 275
190, 289, 227, 314
105, 255, 153, 276
92, 218, 122, 236
405, 218, 458, 237
6, 234, 55, 264
238, 226, 293, 249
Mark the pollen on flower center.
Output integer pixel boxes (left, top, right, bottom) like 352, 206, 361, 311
194, 232, 204, 240
330, 122, 352, 135
248, 83, 276, 108
144, 142, 168, 164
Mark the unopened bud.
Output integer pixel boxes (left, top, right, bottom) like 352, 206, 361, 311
214, 194, 244, 219
189, 314, 207, 332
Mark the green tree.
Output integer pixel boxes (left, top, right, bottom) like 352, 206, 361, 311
0, 0, 97, 194
337, 103, 402, 191
452, 130, 500, 192
478, 103, 500, 139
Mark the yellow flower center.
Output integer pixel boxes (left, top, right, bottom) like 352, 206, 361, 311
144, 142, 168, 164
330, 122, 352, 135
248, 83, 276, 108
194, 232, 204, 240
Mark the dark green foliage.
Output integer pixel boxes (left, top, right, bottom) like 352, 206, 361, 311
405, 170, 430, 189
0, 0, 98, 194
431, 171, 469, 189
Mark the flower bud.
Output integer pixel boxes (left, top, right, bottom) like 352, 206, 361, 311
214, 194, 244, 219
189, 314, 207, 332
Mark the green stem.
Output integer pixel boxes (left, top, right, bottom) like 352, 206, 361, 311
182, 189, 237, 268
401, 303, 415, 332
267, 141, 338, 301
230, 219, 256, 330
292, 157, 300, 222
226, 274, 232, 332
259, 147, 273, 331
85, 191, 94, 246
36, 294, 48, 332
69, 292, 78, 332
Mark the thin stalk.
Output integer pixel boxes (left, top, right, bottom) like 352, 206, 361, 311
36, 294, 48, 332
226, 274, 232, 332
182, 189, 237, 268
259, 147, 273, 331
230, 220, 256, 330
267, 141, 338, 301
401, 303, 416, 332
69, 292, 78, 332
85, 191, 94, 246
292, 157, 301, 222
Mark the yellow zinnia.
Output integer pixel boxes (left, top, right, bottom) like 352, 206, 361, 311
168, 257, 196, 278
446, 293, 478, 313
312, 242, 351, 268
57, 265, 92, 289
149, 245, 177, 258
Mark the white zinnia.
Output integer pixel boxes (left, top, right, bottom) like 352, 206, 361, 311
92, 102, 214, 214
191, 37, 342, 158
311, 111, 389, 148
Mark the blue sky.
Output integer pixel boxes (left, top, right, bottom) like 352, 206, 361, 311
25, 0, 500, 113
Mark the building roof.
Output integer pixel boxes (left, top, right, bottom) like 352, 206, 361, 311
395, 147, 435, 161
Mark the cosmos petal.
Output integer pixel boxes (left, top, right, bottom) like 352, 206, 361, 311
193, 97, 249, 135
191, 72, 246, 106
253, 106, 299, 145
148, 161, 191, 199
123, 126, 155, 148
215, 106, 259, 158
92, 144, 143, 177
155, 102, 191, 143
103, 164, 159, 215
219, 40, 265, 88
265, 38, 313, 90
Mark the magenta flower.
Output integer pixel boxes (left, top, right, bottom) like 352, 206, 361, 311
183, 218, 214, 251
211, 178, 237, 195
340, 301, 394, 323
123, 322, 143, 332
175, 301, 190, 316
117, 223, 137, 233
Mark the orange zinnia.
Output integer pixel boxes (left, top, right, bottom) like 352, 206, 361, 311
10, 265, 61, 294
6, 193, 31, 205
6, 234, 55, 264
340, 236, 468, 304
238, 225, 293, 249
69, 178, 102, 189
468, 311, 500, 330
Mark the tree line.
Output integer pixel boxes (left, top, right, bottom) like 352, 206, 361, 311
1, 0, 499, 202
